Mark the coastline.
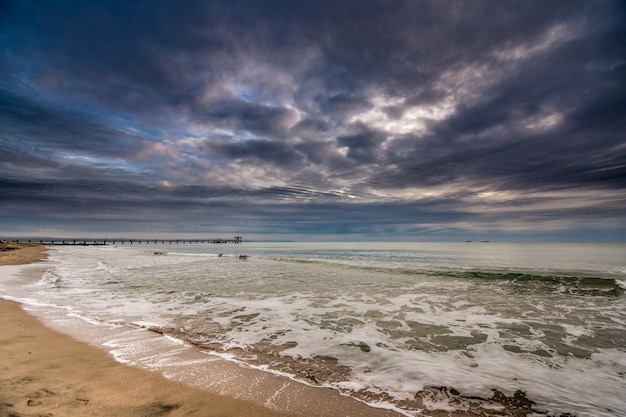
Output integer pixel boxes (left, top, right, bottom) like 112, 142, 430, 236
0, 243, 405, 417
0, 242, 589, 416
0, 243, 281, 417
0, 298, 298, 417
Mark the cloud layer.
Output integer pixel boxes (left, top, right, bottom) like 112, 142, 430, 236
1, 0, 625, 240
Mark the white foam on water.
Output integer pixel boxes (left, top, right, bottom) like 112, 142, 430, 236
163, 334, 186, 345
132, 320, 167, 328
184, 290, 624, 415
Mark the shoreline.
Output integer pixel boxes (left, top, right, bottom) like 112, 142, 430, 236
0, 242, 583, 416
0, 298, 297, 417
0, 243, 405, 417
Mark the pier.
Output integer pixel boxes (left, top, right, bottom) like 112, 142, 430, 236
11, 236, 243, 246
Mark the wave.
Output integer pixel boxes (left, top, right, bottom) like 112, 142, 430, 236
265, 256, 624, 296
455, 270, 623, 296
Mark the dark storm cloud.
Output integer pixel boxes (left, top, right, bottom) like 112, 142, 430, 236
370, 8, 626, 192
4, 176, 622, 239
316, 93, 371, 120
199, 98, 298, 137
337, 128, 386, 164
0, 90, 146, 158
204, 139, 305, 169
1, 0, 625, 239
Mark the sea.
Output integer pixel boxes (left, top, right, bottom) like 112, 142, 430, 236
1, 241, 625, 416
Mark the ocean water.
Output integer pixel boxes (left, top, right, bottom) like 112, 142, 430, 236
2, 242, 625, 416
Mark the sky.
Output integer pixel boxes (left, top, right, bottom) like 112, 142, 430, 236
1, 0, 625, 241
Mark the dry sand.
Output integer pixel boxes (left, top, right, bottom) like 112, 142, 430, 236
0, 243, 404, 417
0, 241, 48, 266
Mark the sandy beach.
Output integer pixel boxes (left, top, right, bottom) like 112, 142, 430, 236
0, 243, 408, 417
0, 298, 302, 417
1, 243, 292, 417
1, 242, 582, 417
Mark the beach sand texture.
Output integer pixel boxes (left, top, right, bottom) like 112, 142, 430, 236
0, 242, 47, 266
